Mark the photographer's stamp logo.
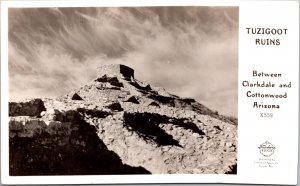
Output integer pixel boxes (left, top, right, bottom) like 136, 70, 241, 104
259, 141, 276, 157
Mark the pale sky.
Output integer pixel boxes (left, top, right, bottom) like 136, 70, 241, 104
9, 7, 238, 117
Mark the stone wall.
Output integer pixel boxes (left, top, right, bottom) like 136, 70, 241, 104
9, 99, 46, 117
97, 64, 134, 80
9, 111, 150, 175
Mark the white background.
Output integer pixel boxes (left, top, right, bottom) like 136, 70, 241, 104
237, 1, 299, 185
1, 0, 299, 185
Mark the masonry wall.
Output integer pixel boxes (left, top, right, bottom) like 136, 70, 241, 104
97, 64, 134, 79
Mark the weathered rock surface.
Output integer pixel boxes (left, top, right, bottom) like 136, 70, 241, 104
9, 99, 46, 117
9, 64, 237, 175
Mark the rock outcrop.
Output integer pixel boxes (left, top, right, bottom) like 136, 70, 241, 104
9, 64, 237, 175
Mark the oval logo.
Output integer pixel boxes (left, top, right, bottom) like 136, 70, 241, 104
259, 141, 275, 157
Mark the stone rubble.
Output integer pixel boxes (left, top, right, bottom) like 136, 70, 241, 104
9, 64, 237, 175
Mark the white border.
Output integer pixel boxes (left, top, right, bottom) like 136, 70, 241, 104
1, 0, 241, 8
1, 0, 299, 185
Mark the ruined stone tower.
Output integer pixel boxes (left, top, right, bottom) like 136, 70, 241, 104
97, 64, 134, 80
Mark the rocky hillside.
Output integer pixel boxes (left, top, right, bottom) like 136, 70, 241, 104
9, 64, 237, 175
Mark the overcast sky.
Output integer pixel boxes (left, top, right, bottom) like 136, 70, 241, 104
8, 7, 238, 117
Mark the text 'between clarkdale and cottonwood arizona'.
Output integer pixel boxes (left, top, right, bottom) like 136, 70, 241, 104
246, 28, 288, 45
242, 70, 292, 112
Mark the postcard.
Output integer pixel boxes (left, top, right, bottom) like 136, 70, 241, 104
1, 0, 299, 185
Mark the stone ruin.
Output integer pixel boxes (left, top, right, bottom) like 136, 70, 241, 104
8, 63, 238, 176
9, 99, 46, 117
97, 64, 134, 80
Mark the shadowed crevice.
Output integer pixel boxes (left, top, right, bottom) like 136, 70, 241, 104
148, 94, 175, 105
95, 75, 124, 88
123, 112, 205, 147
76, 108, 112, 118
123, 112, 181, 147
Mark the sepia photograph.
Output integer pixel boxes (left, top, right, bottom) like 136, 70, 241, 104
8, 6, 238, 175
